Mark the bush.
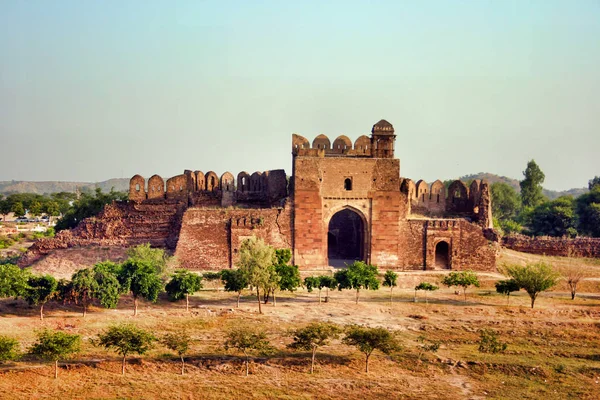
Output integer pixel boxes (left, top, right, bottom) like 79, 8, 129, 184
478, 329, 507, 354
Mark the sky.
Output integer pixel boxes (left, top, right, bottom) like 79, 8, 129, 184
1, 1, 599, 191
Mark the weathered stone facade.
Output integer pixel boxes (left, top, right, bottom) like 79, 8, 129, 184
23, 120, 499, 272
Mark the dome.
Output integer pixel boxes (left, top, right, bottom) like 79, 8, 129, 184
371, 119, 394, 134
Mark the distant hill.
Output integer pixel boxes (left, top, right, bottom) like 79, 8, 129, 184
0, 179, 129, 195
459, 173, 588, 200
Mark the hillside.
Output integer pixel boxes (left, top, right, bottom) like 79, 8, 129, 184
459, 172, 588, 200
0, 178, 129, 195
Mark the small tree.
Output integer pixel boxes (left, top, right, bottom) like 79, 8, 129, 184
304, 276, 322, 302
24, 275, 58, 320
502, 262, 559, 308
560, 265, 587, 300
237, 237, 275, 314
92, 262, 122, 309
0, 336, 20, 363
126, 243, 171, 275
288, 322, 341, 374
96, 324, 156, 375
441, 270, 480, 303
382, 271, 398, 303
343, 325, 400, 373
11, 202, 25, 218
221, 269, 248, 308
414, 282, 439, 304
275, 263, 301, 305
118, 260, 163, 316
416, 335, 440, 361
70, 268, 99, 317
224, 327, 273, 376
478, 329, 507, 354
161, 332, 192, 375
495, 279, 520, 305
319, 275, 337, 303
0, 264, 29, 298
334, 261, 380, 304
29, 329, 81, 379
165, 270, 203, 311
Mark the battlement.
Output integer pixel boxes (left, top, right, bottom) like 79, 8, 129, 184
401, 178, 493, 228
129, 169, 288, 207
292, 119, 396, 159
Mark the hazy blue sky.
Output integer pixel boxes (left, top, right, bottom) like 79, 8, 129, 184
1, 1, 598, 190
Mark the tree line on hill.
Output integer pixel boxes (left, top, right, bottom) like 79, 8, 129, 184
488, 160, 600, 238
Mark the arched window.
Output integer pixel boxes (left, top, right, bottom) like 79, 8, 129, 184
135, 184, 140, 191
344, 178, 352, 191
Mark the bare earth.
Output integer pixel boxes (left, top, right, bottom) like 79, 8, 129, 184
0, 249, 599, 399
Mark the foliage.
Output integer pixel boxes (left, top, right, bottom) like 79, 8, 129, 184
165, 270, 203, 301
441, 270, 479, 302
342, 325, 400, 373
161, 331, 192, 374
416, 335, 440, 360
589, 176, 600, 190
202, 271, 223, 281
520, 159, 546, 208
236, 237, 275, 314
276, 264, 301, 292
496, 218, 523, 235
96, 323, 156, 374
29, 329, 81, 379
491, 182, 521, 221
414, 282, 439, 303
576, 185, 600, 237
478, 329, 507, 354
0, 336, 20, 363
382, 271, 398, 289
502, 262, 559, 308
224, 326, 273, 376
221, 269, 248, 307
0, 264, 29, 298
91, 262, 122, 308
118, 259, 164, 315
70, 268, 99, 316
126, 243, 171, 275
11, 202, 25, 217
334, 261, 380, 304
24, 274, 58, 320
287, 322, 341, 374
529, 196, 577, 237
55, 188, 127, 232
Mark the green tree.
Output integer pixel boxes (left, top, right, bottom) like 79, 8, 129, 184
414, 282, 439, 303
491, 182, 521, 221
236, 237, 275, 314
0, 336, 20, 363
441, 271, 480, 303
70, 268, 99, 317
221, 269, 248, 308
161, 332, 192, 375
589, 176, 600, 190
11, 202, 25, 218
0, 264, 30, 298
126, 243, 171, 275
287, 322, 341, 374
382, 271, 398, 303
96, 324, 156, 375
275, 264, 301, 302
576, 185, 600, 237
55, 188, 127, 232
0, 198, 11, 221
29, 201, 43, 218
334, 261, 380, 304
495, 279, 520, 305
342, 325, 400, 373
304, 276, 322, 302
118, 260, 163, 316
91, 262, 122, 308
520, 160, 546, 208
530, 196, 577, 237
502, 262, 559, 308
224, 327, 273, 376
24, 275, 58, 320
29, 329, 81, 379
43, 201, 61, 221
165, 270, 203, 311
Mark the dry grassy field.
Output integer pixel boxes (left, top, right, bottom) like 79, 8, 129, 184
1, 250, 600, 400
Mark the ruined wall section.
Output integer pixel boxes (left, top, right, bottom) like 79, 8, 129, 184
174, 204, 292, 270
502, 235, 600, 258
19, 201, 185, 267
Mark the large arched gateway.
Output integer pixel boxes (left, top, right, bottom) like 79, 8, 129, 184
327, 208, 365, 265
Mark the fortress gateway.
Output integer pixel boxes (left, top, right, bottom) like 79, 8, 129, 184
26, 120, 498, 271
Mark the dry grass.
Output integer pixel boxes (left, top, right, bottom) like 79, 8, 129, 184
1, 250, 600, 399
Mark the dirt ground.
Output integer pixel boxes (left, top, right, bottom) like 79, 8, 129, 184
1, 250, 600, 399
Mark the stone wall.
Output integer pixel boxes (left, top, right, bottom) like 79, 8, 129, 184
174, 204, 292, 270
502, 234, 600, 258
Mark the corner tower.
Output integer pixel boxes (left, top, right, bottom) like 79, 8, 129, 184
371, 119, 396, 158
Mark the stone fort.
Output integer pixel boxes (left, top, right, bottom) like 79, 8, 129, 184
23, 120, 498, 271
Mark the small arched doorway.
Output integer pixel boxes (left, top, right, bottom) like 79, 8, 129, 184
435, 241, 450, 269
328, 208, 364, 266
